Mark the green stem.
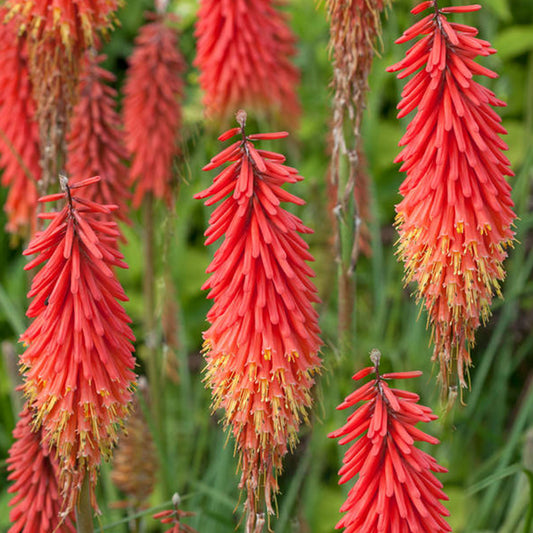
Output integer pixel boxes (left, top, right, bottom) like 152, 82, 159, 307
75, 474, 94, 533
142, 194, 167, 494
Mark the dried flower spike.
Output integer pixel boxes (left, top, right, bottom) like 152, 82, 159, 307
124, 12, 185, 207
20, 176, 136, 512
0, 10, 41, 237
111, 378, 158, 509
326, 0, 391, 256
7, 403, 75, 533
329, 350, 451, 532
67, 50, 130, 225
195, 111, 321, 528
194, 0, 300, 126
387, 1, 516, 388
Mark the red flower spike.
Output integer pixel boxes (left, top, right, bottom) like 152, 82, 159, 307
124, 13, 185, 208
20, 176, 136, 513
387, 1, 516, 389
67, 50, 130, 225
194, 0, 301, 127
4, 0, 121, 51
329, 350, 451, 533
195, 112, 322, 525
0, 10, 41, 237
7, 403, 75, 533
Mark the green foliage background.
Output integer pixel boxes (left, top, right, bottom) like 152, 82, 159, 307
1, 0, 533, 531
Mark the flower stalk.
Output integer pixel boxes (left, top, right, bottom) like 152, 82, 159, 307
325, 0, 390, 350
75, 474, 94, 533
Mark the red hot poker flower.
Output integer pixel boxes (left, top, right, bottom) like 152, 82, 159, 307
195, 111, 321, 527
67, 50, 130, 225
387, 1, 516, 388
123, 13, 185, 208
0, 10, 41, 237
4, 0, 121, 51
7, 403, 75, 533
194, 0, 301, 126
329, 350, 451, 533
3, 1, 122, 192
21, 176, 136, 512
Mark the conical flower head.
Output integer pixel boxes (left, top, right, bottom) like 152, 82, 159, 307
21, 175, 136, 512
7, 403, 75, 533
67, 50, 130, 224
0, 10, 41, 237
195, 111, 322, 524
123, 13, 185, 208
387, 1, 516, 388
329, 351, 451, 533
194, 0, 301, 126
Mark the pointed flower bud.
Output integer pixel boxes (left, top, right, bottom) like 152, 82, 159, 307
153, 497, 198, 533
195, 112, 322, 523
194, 0, 301, 126
7, 403, 75, 533
329, 350, 451, 532
123, 13, 185, 208
387, 1, 516, 388
67, 50, 130, 225
20, 176, 136, 512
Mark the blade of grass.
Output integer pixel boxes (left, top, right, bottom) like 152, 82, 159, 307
0, 283, 24, 336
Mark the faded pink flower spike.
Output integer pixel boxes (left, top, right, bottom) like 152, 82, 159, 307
387, 1, 516, 389
329, 350, 451, 533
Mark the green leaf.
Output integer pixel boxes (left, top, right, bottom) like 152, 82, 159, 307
483, 0, 512, 21
494, 26, 533, 59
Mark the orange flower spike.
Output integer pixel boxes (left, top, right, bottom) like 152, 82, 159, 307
195, 111, 322, 525
7, 403, 75, 533
4, 0, 122, 51
20, 175, 136, 513
0, 10, 41, 237
194, 0, 301, 126
329, 350, 451, 533
123, 12, 185, 208
67, 50, 130, 225
387, 1, 516, 388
